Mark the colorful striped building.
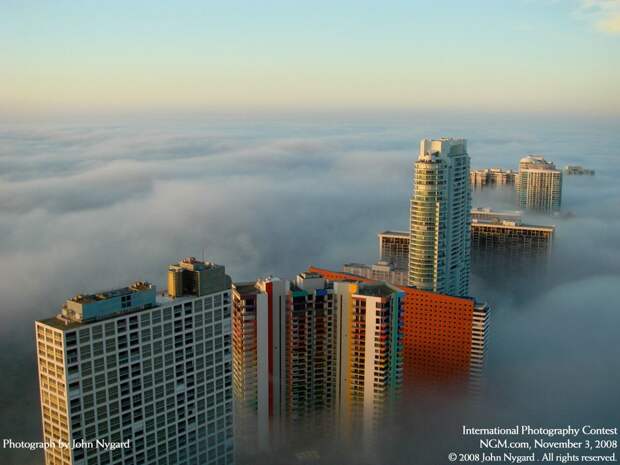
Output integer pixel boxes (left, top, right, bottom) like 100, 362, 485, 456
232, 272, 407, 454
336, 282, 403, 442
308, 267, 489, 390
231, 273, 337, 452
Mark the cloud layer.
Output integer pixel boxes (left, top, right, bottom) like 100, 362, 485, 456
579, 0, 620, 34
0, 113, 619, 464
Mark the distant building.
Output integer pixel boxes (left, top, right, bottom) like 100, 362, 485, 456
470, 168, 517, 188
409, 138, 471, 296
343, 261, 407, 286
564, 165, 595, 176
35, 259, 234, 465
378, 231, 410, 270
517, 155, 562, 212
376, 210, 555, 280
378, 231, 409, 270
470, 209, 555, 276
470, 208, 522, 223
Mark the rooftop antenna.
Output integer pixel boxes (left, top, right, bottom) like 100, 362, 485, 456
202, 246, 206, 263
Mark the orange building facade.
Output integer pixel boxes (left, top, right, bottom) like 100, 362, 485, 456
308, 266, 486, 388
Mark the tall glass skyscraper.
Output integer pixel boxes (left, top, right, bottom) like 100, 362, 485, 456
408, 138, 471, 297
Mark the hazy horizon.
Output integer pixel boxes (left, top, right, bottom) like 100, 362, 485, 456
3, 0, 620, 116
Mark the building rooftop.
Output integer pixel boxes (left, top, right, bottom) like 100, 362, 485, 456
470, 208, 553, 231
297, 271, 323, 279
38, 290, 205, 331
472, 207, 521, 215
471, 167, 517, 173
520, 155, 546, 163
355, 283, 398, 298
472, 221, 555, 232
233, 282, 260, 296
38, 315, 84, 331
474, 301, 491, 313
471, 208, 522, 222
65, 281, 152, 305
378, 230, 409, 238
418, 137, 467, 162
519, 155, 558, 171
169, 256, 224, 272
61, 281, 156, 322
343, 262, 371, 269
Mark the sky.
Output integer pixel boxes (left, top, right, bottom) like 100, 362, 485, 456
2, 0, 620, 116
0, 114, 619, 464
1, 2, 619, 463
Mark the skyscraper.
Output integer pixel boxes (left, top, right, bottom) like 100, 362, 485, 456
564, 165, 594, 176
231, 277, 286, 453
334, 282, 403, 443
231, 282, 263, 454
470, 208, 555, 276
35, 259, 234, 465
343, 261, 407, 286
378, 231, 410, 270
408, 138, 471, 296
308, 267, 489, 392
232, 270, 408, 455
231, 273, 337, 452
516, 155, 562, 212
285, 273, 337, 431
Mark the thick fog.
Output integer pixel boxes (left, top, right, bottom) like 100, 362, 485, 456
1, 113, 618, 464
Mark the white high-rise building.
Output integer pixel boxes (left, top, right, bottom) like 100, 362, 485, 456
408, 138, 471, 296
35, 259, 234, 465
517, 155, 562, 212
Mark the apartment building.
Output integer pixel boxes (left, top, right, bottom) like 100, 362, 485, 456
409, 138, 471, 296
377, 231, 410, 270
231, 273, 336, 452
36, 259, 233, 465
471, 208, 555, 276
470, 168, 517, 188
517, 155, 562, 212
308, 267, 489, 392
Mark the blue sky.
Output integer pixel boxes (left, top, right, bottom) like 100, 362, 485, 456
2, 0, 619, 115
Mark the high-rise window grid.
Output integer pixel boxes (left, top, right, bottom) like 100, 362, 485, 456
36, 290, 234, 465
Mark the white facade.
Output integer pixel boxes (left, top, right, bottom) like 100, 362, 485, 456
254, 277, 288, 447
408, 138, 471, 296
517, 156, 562, 213
36, 287, 233, 465
470, 302, 490, 393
